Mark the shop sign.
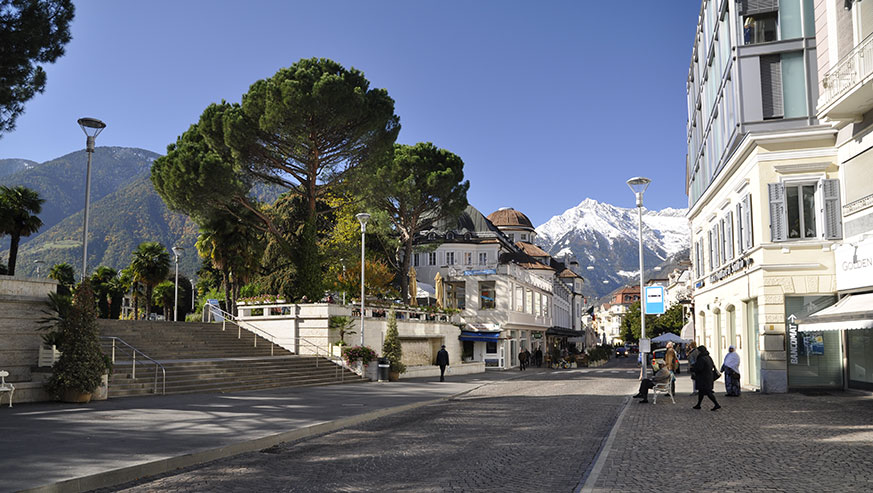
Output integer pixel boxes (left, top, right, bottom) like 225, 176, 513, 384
835, 241, 873, 292
463, 269, 496, 276
788, 314, 799, 365
532, 332, 543, 339
709, 256, 753, 284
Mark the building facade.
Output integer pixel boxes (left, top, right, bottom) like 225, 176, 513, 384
411, 206, 584, 369
801, 0, 873, 391
686, 0, 841, 393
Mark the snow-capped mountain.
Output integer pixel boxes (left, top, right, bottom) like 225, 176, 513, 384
536, 198, 690, 300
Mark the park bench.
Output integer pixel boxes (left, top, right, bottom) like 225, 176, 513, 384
651, 372, 675, 404
0, 370, 13, 407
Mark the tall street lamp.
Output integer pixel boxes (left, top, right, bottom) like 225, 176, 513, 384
355, 213, 370, 346
77, 117, 106, 279
627, 176, 651, 379
190, 278, 196, 311
172, 246, 184, 322
34, 259, 44, 277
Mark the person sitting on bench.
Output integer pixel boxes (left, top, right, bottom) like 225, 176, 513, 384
632, 361, 672, 404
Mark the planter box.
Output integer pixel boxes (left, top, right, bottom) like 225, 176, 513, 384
38, 345, 61, 368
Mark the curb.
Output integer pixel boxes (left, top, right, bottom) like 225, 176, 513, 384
577, 396, 632, 493
19, 381, 499, 493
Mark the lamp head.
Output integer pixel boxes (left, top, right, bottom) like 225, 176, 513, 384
77, 117, 106, 137
172, 246, 184, 257
356, 212, 371, 231
626, 176, 651, 194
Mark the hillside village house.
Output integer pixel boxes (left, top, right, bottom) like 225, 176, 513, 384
595, 285, 640, 344
411, 206, 584, 369
686, 0, 840, 393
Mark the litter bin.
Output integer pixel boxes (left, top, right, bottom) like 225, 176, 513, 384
377, 357, 390, 382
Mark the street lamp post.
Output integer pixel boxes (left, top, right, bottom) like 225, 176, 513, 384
627, 176, 652, 379
77, 117, 106, 280
34, 260, 44, 277
355, 213, 370, 346
172, 246, 184, 322
190, 278, 196, 311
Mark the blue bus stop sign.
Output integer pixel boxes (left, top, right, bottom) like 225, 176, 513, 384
644, 286, 665, 315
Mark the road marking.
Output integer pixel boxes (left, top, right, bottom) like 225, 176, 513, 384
577, 396, 632, 493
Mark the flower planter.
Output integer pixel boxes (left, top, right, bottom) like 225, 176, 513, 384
61, 389, 92, 404
388, 370, 400, 382
92, 373, 109, 401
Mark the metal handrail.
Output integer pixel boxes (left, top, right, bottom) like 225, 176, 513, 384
100, 336, 166, 395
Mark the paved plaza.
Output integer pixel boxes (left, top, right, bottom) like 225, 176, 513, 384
6, 360, 873, 492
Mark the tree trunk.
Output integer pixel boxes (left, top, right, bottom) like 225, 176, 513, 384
7, 233, 21, 275
145, 286, 153, 319
222, 269, 232, 319
133, 285, 140, 320
400, 236, 413, 304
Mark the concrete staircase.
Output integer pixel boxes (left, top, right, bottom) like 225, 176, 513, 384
98, 320, 364, 398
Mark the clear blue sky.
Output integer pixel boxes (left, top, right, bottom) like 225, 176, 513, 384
0, 0, 702, 226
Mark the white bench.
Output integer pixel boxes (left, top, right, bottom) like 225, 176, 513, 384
652, 372, 675, 404
0, 371, 13, 407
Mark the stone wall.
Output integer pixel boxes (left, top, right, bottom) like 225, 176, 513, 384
0, 276, 58, 384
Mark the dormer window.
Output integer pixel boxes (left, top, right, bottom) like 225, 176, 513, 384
520, 233, 528, 242
446, 232, 455, 240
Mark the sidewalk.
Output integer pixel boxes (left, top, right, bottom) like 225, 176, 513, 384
1, 370, 529, 493
582, 370, 873, 492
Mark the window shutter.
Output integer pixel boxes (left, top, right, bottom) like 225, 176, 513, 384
736, 203, 745, 254
725, 211, 734, 261
708, 230, 714, 272
761, 55, 783, 119
822, 179, 843, 240
768, 183, 787, 241
743, 193, 754, 250
742, 0, 779, 15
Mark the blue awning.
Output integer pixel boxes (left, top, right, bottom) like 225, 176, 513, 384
459, 331, 501, 342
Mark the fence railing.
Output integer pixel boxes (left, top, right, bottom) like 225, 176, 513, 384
820, 32, 873, 111
100, 336, 166, 395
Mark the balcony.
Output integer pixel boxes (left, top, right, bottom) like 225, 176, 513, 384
818, 33, 873, 122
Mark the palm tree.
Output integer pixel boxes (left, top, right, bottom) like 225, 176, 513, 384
90, 266, 118, 318
129, 242, 171, 319
196, 215, 262, 317
152, 281, 175, 321
0, 186, 44, 275
49, 262, 76, 295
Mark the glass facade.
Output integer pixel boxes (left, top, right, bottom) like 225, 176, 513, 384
781, 52, 807, 118
847, 329, 873, 390
786, 296, 841, 389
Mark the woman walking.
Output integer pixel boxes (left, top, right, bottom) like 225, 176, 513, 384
721, 345, 741, 396
691, 345, 720, 411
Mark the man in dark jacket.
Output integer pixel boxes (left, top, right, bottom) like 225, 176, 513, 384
691, 345, 720, 411
436, 345, 449, 382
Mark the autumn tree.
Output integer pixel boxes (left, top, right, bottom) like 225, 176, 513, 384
0, 0, 75, 135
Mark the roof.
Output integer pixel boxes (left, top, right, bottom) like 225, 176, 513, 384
417, 205, 514, 247
516, 242, 550, 258
557, 268, 583, 279
498, 251, 555, 271
487, 207, 534, 230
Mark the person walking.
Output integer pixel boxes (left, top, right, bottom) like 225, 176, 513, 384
436, 345, 449, 382
664, 341, 678, 394
721, 345, 741, 396
687, 341, 699, 396
518, 349, 527, 371
690, 345, 720, 411
535, 347, 543, 367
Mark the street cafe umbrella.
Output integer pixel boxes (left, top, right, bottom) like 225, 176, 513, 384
434, 272, 445, 309
408, 267, 418, 306
651, 332, 689, 344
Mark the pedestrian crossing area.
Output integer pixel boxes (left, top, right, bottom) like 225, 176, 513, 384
575, 369, 639, 374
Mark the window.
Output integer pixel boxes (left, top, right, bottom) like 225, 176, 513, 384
761, 55, 783, 119
486, 341, 497, 353
543, 296, 550, 318
508, 233, 515, 242
520, 233, 528, 242
525, 290, 533, 314
478, 252, 488, 266
464, 252, 472, 265
743, 13, 777, 44
413, 253, 420, 267
446, 252, 455, 266
722, 211, 734, 262
768, 180, 843, 241
515, 286, 524, 312
534, 292, 541, 316
428, 252, 437, 266
736, 193, 753, 253
479, 281, 496, 310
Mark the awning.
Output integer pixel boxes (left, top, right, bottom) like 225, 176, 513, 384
680, 319, 694, 340
459, 331, 501, 342
466, 323, 500, 331
798, 293, 873, 332
546, 326, 583, 338
651, 332, 689, 344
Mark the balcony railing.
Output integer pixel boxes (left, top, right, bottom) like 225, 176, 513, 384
819, 32, 873, 113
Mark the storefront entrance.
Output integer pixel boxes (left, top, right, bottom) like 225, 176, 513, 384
847, 329, 873, 391
786, 296, 841, 389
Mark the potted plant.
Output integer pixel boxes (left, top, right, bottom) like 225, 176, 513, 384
43, 281, 111, 403
341, 345, 377, 368
329, 315, 356, 356
382, 309, 406, 381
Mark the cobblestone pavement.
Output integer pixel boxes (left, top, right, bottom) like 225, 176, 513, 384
102, 366, 640, 493
591, 379, 873, 492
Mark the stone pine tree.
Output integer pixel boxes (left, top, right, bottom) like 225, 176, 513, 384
198, 57, 400, 300
0, 185, 44, 275
0, 0, 75, 135
365, 143, 469, 303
